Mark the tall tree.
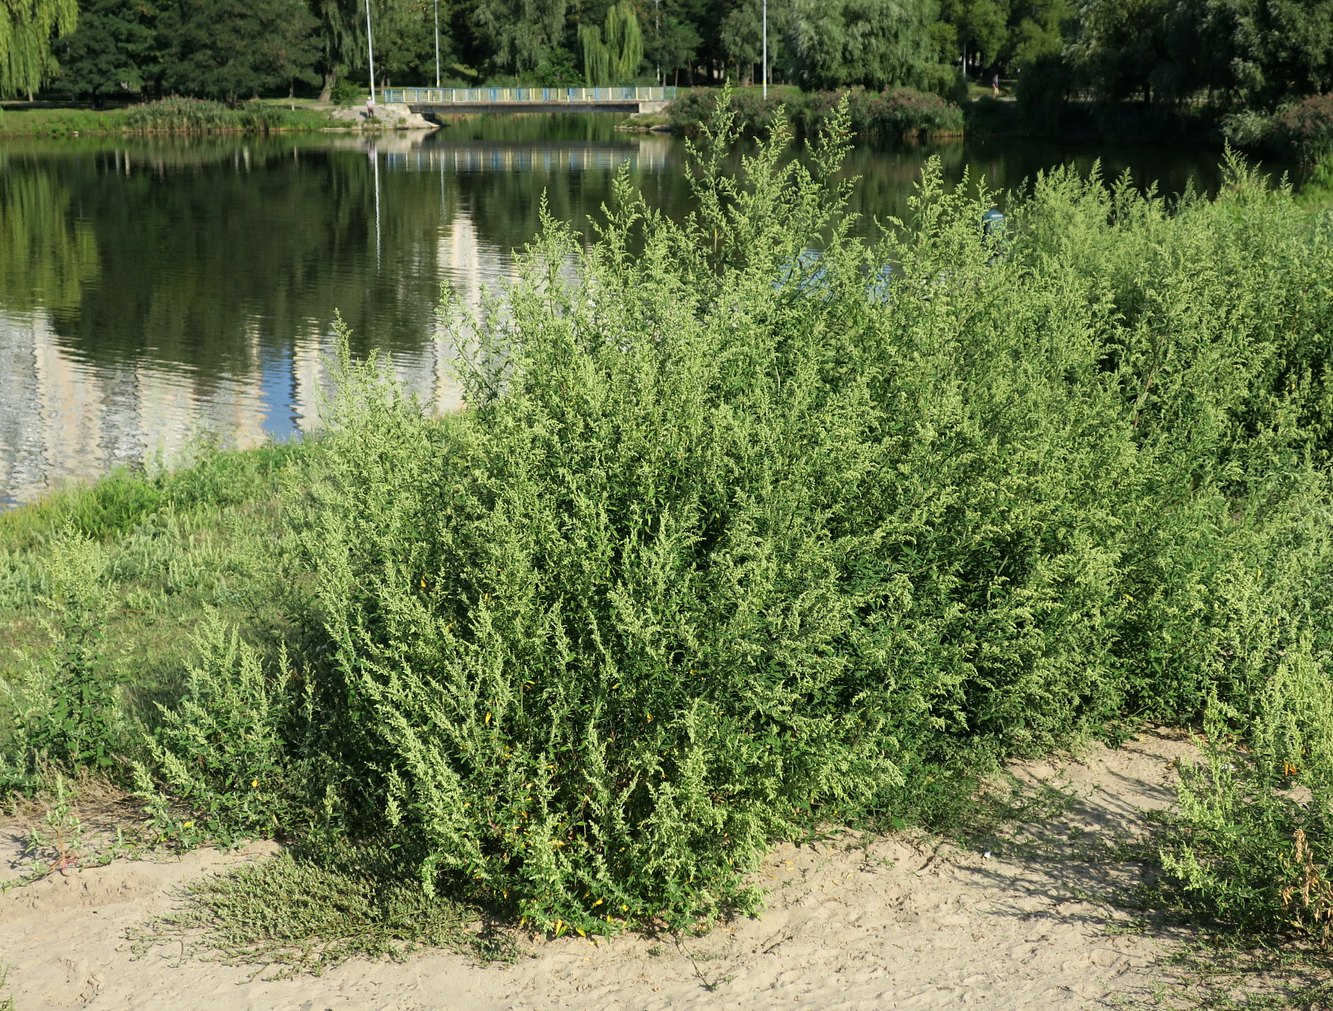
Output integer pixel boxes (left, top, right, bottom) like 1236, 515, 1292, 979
1006, 0, 1068, 69
1065, 0, 1169, 104
469, 0, 567, 76
157, 0, 320, 104
1, 0, 78, 98
643, 0, 701, 84
53, 0, 155, 103
939, 0, 1009, 69
720, 0, 761, 83
376, 0, 448, 86
1233, 0, 1333, 105
784, 0, 938, 91
580, 0, 642, 84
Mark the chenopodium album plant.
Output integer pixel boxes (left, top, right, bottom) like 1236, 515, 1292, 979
136, 613, 308, 846
1163, 635, 1333, 941
296, 110, 928, 933
4, 527, 124, 775
149, 92, 1333, 937
288, 101, 1173, 932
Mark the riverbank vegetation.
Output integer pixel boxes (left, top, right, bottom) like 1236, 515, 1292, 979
4, 101, 1333, 974
668, 85, 966, 142
0, 98, 339, 138
7, 2, 1332, 122
8, 1, 1333, 164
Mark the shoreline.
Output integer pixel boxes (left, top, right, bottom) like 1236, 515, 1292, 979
0, 730, 1306, 1010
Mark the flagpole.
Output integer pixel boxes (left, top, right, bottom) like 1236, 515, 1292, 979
365, 0, 377, 105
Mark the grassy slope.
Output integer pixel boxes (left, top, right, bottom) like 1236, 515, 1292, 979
0, 440, 312, 754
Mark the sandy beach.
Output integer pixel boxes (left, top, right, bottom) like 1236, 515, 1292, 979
1, 732, 1211, 1010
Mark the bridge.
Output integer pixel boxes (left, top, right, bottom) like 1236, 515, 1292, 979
380, 86, 678, 117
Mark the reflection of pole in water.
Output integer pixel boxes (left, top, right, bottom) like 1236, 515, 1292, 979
370, 141, 381, 269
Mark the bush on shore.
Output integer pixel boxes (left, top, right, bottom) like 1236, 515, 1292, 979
1223, 93, 1333, 165
4, 97, 1333, 952
668, 86, 964, 141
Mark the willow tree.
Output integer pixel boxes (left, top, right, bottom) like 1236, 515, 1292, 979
310, 0, 365, 101
1, 0, 78, 99
580, 0, 642, 85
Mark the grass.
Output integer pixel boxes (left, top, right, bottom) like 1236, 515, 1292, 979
0, 436, 316, 789
128, 845, 512, 977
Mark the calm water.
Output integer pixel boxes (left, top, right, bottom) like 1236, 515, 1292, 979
0, 115, 1285, 507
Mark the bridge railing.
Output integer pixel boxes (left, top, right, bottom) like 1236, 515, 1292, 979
381, 86, 678, 105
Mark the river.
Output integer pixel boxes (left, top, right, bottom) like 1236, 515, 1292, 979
0, 113, 1289, 507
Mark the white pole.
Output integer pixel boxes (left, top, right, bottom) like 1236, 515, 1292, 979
434, 0, 440, 89
365, 0, 377, 105
762, 0, 767, 99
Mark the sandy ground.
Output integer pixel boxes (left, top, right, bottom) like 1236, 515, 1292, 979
1, 732, 1205, 1011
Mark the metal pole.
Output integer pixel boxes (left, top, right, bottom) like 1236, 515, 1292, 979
365, 0, 377, 105
434, 0, 440, 88
762, 0, 767, 99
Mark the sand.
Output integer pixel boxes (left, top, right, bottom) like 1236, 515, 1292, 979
1, 732, 1206, 1010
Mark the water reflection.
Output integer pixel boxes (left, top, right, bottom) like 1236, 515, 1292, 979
0, 133, 525, 506
0, 120, 1274, 507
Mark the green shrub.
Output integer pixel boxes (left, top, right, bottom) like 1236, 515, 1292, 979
914, 63, 969, 106
269, 103, 1333, 933
121, 97, 331, 134
136, 615, 309, 846
4, 529, 125, 775
1014, 53, 1073, 131
1163, 637, 1333, 942
669, 86, 964, 141
1273, 94, 1333, 165
330, 78, 363, 107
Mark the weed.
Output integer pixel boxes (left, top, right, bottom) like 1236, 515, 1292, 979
6, 528, 124, 775
131, 844, 509, 977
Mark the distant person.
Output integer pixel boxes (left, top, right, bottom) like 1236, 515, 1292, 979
365, 96, 376, 120
992, 73, 1000, 98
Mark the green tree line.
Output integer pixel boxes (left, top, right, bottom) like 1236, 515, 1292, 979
2, 1, 1331, 118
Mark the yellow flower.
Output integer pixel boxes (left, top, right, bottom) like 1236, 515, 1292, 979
251, 778, 259, 789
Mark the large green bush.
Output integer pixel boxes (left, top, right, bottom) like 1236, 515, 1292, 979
63, 97, 1333, 943
1273, 94, 1333, 165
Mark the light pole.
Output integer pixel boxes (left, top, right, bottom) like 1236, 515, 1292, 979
762, 0, 767, 99
365, 0, 377, 106
434, 0, 441, 88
